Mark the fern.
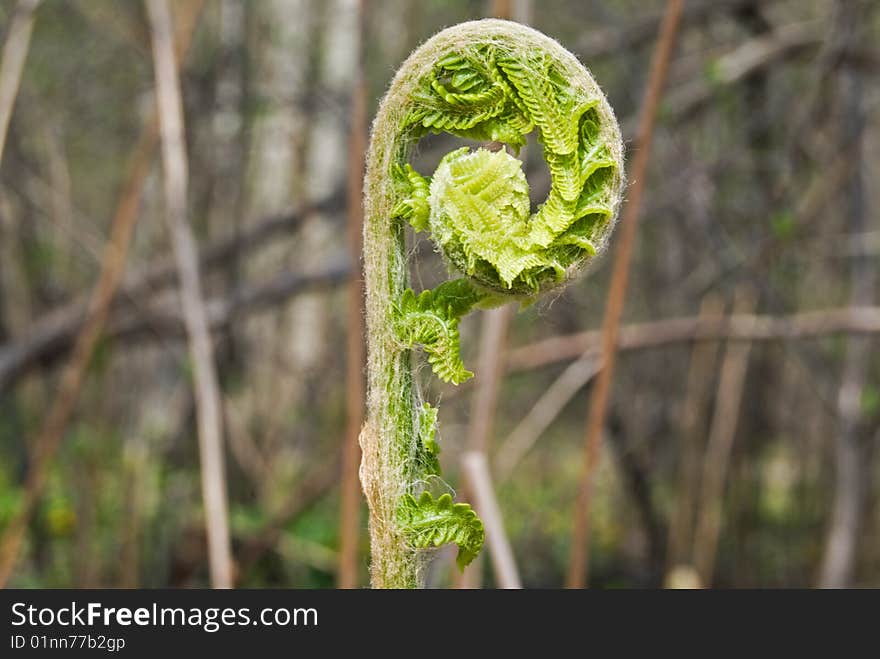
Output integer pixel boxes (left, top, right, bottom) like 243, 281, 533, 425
392, 163, 431, 231
396, 278, 487, 384
398, 491, 485, 570
362, 19, 624, 588
392, 41, 622, 296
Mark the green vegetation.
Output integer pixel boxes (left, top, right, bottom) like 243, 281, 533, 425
361, 19, 622, 587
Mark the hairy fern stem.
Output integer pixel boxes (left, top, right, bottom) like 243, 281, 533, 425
360, 19, 624, 588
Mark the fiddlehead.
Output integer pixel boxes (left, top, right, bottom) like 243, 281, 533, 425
361, 19, 624, 588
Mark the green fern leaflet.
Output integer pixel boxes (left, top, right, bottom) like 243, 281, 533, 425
398, 491, 485, 570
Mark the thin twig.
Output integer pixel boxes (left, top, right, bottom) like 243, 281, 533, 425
10, 291, 880, 413
663, 21, 822, 124
567, 0, 684, 589
665, 294, 724, 574
0, 193, 343, 393
575, 0, 782, 61
146, 0, 232, 589
338, 0, 367, 589
461, 451, 522, 588
1, 263, 349, 394
456, 305, 513, 588
490, 0, 512, 21
692, 288, 756, 585
494, 352, 601, 483
507, 306, 880, 373
0, 0, 41, 166
466, 307, 513, 456
0, 0, 205, 587
819, 0, 872, 588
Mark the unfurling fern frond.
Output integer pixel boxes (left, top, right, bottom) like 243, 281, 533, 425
362, 18, 624, 587
394, 43, 622, 297
395, 278, 487, 384
397, 491, 485, 570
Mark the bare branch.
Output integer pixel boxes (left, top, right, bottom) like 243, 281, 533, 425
467, 307, 514, 456
507, 306, 880, 373
819, 0, 873, 588
576, 0, 781, 60
338, 0, 367, 589
0, 193, 342, 393
494, 353, 601, 483
692, 288, 756, 585
456, 305, 513, 588
568, 0, 684, 590
146, 0, 232, 588
0, 0, 41, 166
665, 294, 724, 574
0, 0, 205, 588
461, 451, 522, 589
663, 21, 822, 124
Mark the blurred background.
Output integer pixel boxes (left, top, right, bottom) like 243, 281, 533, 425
0, 0, 877, 588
